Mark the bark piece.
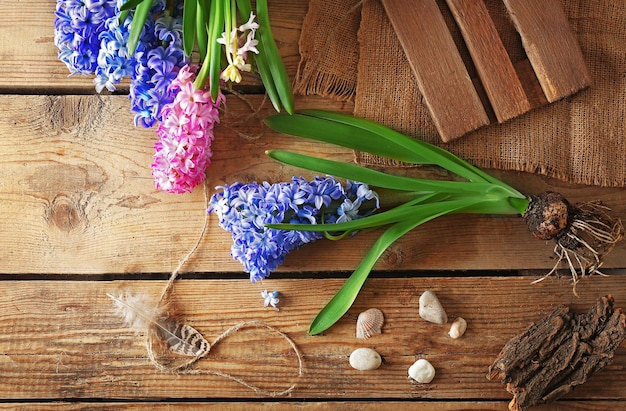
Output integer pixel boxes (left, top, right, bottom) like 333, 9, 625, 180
487, 295, 626, 411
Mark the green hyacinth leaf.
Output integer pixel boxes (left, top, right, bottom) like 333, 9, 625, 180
307, 200, 473, 335
266, 150, 506, 197
207, 0, 224, 102
126, 0, 153, 55
256, 0, 294, 113
267, 197, 468, 235
182, 0, 197, 56
119, 0, 147, 12
195, 0, 209, 60
265, 110, 526, 202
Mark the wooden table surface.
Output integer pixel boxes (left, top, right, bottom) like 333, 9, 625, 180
1, 1, 625, 409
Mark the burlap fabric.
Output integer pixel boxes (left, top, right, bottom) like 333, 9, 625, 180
294, 0, 626, 187
293, 0, 362, 101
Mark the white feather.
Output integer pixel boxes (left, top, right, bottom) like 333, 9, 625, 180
107, 291, 210, 357
107, 291, 165, 332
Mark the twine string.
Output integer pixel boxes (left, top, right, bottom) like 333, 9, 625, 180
146, 182, 303, 396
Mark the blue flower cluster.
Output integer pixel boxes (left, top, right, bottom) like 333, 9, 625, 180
208, 176, 379, 282
129, 7, 188, 127
54, 0, 117, 75
54, 0, 188, 127
93, 13, 137, 93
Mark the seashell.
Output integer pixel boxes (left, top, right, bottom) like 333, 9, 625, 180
408, 359, 436, 383
349, 347, 382, 371
419, 290, 448, 324
448, 317, 467, 339
356, 308, 384, 339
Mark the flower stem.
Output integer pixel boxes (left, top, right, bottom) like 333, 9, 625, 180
193, 50, 212, 90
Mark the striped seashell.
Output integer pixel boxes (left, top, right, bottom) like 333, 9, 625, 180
356, 308, 384, 339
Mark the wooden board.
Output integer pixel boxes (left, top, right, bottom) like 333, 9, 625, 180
446, 0, 531, 123
0, 278, 625, 400
0, 94, 624, 275
0, 93, 624, 275
381, 0, 489, 142
502, 0, 591, 102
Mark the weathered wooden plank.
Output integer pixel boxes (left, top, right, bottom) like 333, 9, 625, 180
0, 278, 625, 399
0, 401, 622, 410
381, 0, 489, 142
0, 94, 347, 275
446, 0, 531, 123
502, 0, 591, 102
0, 94, 624, 275
0, 0, 306, 92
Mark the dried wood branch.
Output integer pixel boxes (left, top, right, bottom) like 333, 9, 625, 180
487, 295, 626, 411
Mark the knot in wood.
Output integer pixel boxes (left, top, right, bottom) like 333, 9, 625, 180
46, 195, 85, 233
383, 246, 404, 266
46, 95, 106, 136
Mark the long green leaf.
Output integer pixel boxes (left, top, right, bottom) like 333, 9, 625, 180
267, 197, 466, 233
254, 48, 282, 112
256, 0, 294, 114
265, 114, 421, 167
308, 200, 471, 335
207, 0, 224, 101
127, 0, 153, 55
265, 110, 526, 199
265, 112, 484, 182
182, 0, 198, 56
196, 0, 209, 61
118, 9, 130, 25
119, 0, 148, 12
235, 0, 253, 16
266, 150, 504, 197
299, 110, 504, 186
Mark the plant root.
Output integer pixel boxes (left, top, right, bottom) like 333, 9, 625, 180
525, 193, 624, 294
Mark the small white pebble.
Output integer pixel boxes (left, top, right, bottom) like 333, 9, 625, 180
408, 359, 436, 383
448, 317, 467, 339
419, 290, 448, 324
349, 348, 382, 371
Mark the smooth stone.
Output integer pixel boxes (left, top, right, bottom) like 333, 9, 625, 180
349, 347, 382, 371
419, 290, 448, 324
448, 317, 468, 339
408, 359, 436, 383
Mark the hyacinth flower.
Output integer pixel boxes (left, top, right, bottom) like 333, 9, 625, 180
208, 176, 379, 282
56, 0, 189, 127
54, 0, 118, 75
262, 290, 280, 311
129, 12, 189, 128
247, 110, 623, 335
152, 65, 224, 193
99, 1, 189, 128
120, 0, 293, 112
57, 0, 294, 193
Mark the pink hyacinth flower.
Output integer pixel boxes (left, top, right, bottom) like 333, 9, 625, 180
152, 65, 225, 194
